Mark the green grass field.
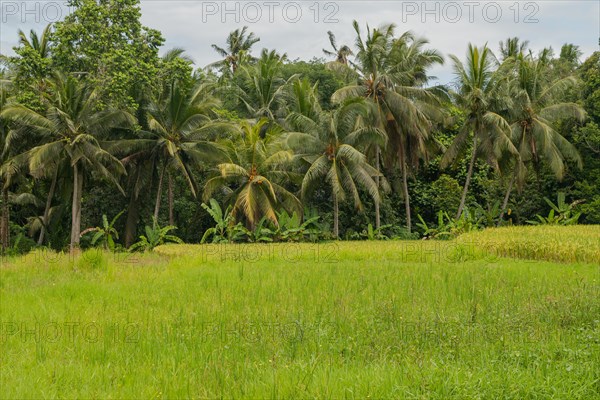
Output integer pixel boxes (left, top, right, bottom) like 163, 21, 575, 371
1, 227, 599, 398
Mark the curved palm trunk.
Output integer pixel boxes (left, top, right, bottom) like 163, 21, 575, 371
154, 165, 166, 221
333, 193, 339, 239
168, 173, 174, 226
374, 146, 381, 230
70, 163, 83, 253
401, 161, 411, 233
497, 174, 516, 226
457, 136, 478, 219
38, 168, 58, 245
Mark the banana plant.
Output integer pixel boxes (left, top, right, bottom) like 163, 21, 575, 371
129, 218, 183, 252
273, 210, 320, 242
527, 192, 583, 225
81, 211, 124, 250
248, 217, 275, 243
201, 198, 249, 243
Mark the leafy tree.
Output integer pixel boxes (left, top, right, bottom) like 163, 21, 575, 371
572, 51, 600, 223
51, 0, 164, 110
1, 73, 133, 252
280, 59, 345, 110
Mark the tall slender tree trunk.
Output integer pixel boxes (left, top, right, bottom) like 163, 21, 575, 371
1, 186, 9, 252
333, 193, 339, 239
401, 161, 411, 233
374, 146, 381, 230
154, 165, 165, 222
38, 168, 58, 246
457, 136, 478, 219
124, 190, 139, 248
168, 173, 174, 226
70, 163, 83, 253
497, 173, 516, 226
398, 143, 412, 233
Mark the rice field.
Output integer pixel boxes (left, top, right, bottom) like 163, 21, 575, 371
1, 227, 599, 398
457, 225, 600, 264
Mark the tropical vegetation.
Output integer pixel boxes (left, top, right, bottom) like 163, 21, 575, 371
0, 1, 598, 254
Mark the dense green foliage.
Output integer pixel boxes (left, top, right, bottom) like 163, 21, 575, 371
0, 0, 597, 252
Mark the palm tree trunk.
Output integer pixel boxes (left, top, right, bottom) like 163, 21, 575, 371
38, 168, 58, 245
1, 186, 9, 252
333, 193, 339, 239
457, 136, 478, 219
401, 161, 412, 233
124, 190, 139, 248
497, 173, 516, 226
70, 163, 83, 253
154, 165, 165, 221
168, 173, 174, 226
374, 146, 381, 230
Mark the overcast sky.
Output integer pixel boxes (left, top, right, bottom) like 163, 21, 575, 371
1, 1, 598, 84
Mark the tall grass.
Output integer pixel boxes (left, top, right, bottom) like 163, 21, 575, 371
1, 234, 599, 398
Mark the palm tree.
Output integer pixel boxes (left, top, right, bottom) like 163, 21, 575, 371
498, 54, 585, 221
159, 47, 195, 90
18, 24, 51, 56
499, 37, 529, 61
234, 49, 295, 121
116, 47, 195, 245
0, 73, 13, 250
16, 24, 53, 85
333, 22, 444, 232
442, 44, 518, 219
203, 119, 301, 230
323, 31, 354, 65
210, 27, 260, 74
286, 80, 386, 237
1, 72, 133, 252
113, 80, 224, 225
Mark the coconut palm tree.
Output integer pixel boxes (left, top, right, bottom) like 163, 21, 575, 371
234, 49, 296, 121
210, 26, 260, 74
0, 73, 13, 250
111, 80, 225, 225
286, 80, 386, 237
18, 24, 51, 55
1, 72, 133, 252
323, 31, 354, 65
499, 37, 529, 61
442, 44, 519, 219
498, 54, 585, 221
203, 119, 301, 230
333, 22, 445, 232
